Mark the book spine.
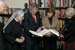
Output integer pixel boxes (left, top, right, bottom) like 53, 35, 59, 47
56, 0, 60, 7
44, 0, 48, 8
41, 0, 43, 7
60, 9, 65, 17
48, 0, 52, 8
36, 0, 38, 4
65, 0, 68, 7
60, 0, 64, 7
52, 0, 56, 7
69, 0, 72, 7
63, 0, 66, 7
55, 10, 60, 17
67, 0, 69, 7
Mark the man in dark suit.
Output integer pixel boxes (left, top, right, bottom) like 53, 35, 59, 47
0, 0, 6, 50
23, 3, 43, 50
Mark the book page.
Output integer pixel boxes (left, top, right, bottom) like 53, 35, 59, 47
29, 29, 49, 37
49, 29, 60, 36
29, 29, 60, 37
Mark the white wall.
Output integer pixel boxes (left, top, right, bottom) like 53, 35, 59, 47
5, 0, 29, 8
0, 17, 2, 23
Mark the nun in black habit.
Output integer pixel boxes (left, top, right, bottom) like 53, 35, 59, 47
3, 10, 25, 50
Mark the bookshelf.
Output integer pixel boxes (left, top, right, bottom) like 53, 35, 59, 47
1, 0, 75, 18
28, 0, 75, 17
39, 7, 68, 10
0, 0, 75, 28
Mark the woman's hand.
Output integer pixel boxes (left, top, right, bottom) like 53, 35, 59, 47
16, 36, 25, 43
45, 32, 53, 37
36, 26, 45, 32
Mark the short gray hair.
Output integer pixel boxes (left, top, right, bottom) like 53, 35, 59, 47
15, 10, 24, 18
3, 10, 24, 30
66, 7, 75, 17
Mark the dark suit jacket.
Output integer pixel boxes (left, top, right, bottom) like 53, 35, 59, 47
64, 17, 75, 42
4, 20, 23, 50
0, 22, 4, 33
23, 10, 42, 50
23, 10, 42, 37
0, 22, 5, 50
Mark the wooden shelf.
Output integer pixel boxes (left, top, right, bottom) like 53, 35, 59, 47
39, 7, 69, 9
58, 17, 69, 20
55, 7, 68, 9
0, 14, 11, 17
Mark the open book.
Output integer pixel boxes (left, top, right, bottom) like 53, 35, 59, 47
29, 29, 60, 37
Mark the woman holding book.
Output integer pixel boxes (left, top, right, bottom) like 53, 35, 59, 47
42, 8, 59, 50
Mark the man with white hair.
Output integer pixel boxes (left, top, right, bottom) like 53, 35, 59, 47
63, 7, 75, 50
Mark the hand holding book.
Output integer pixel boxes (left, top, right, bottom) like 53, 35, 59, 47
36, 26, 45, 32
16, 36, 25, 43
29, 29, 60, 37
45, 32, 53, 37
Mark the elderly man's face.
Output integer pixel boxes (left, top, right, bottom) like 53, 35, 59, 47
0, 2, 5, 13
16, 16, 24, 22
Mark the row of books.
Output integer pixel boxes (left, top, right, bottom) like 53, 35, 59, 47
29, 0, 75, 8
55, 9, 66, 17
39, 9, 66, 18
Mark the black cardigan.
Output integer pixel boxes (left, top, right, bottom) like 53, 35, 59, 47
4, 20, 23, 44
63, 17, 75, 42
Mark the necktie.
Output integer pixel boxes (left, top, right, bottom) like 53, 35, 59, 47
33, 15, 37, 23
